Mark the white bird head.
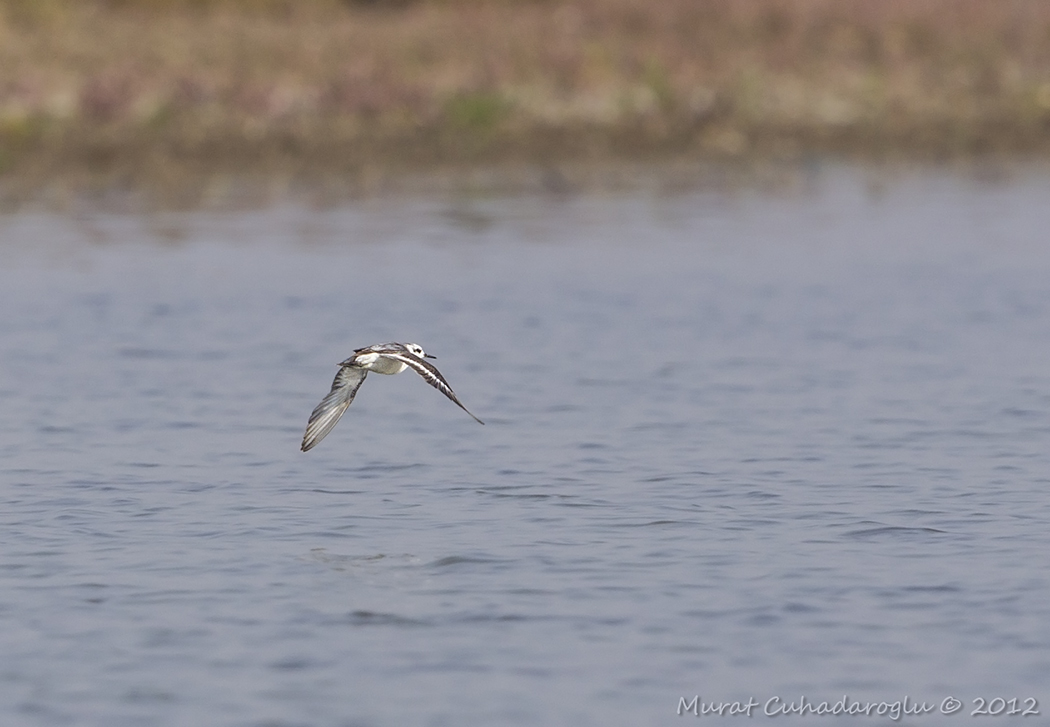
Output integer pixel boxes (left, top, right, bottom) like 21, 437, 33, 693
404, 343, 435, 359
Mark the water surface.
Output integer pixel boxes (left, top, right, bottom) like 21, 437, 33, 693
1, 165, 1049, 726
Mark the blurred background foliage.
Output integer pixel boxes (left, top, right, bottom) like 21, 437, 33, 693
0, 0, 1048, 183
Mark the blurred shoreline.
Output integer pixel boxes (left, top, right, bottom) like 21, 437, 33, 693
2, 0, 1049, 203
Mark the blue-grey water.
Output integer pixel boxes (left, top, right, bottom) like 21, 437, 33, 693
1, 165, 1049, 726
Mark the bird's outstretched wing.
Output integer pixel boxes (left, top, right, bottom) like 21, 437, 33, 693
301, 367, 368, 451
381, 352, 485, 424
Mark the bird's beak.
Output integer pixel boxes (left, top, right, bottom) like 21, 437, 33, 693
425, 353, 437, 359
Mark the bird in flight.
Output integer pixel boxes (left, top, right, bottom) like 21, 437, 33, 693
301, 342, 484, 452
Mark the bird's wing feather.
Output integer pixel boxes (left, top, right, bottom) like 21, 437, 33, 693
380, 352, 484, 424
301, 367, 368, 451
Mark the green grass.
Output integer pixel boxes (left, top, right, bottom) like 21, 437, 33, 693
444, 92, 509, 131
